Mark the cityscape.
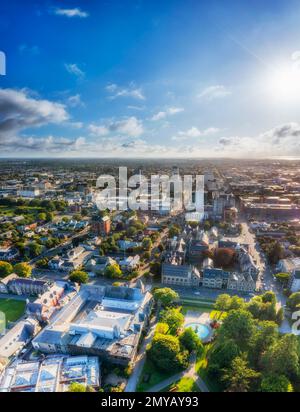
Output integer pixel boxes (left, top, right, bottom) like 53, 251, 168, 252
1, 0, 300, 397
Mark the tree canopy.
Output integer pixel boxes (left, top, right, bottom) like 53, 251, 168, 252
69, 270, 89, 284
14, 262, 32, 278
261, 374, 293, 392
160, 307, 184, 334
148, 333, 188, 372
153, 287, 179, 307
0, 261, 13, 278
179, 327, 203, 354
105, 263, 122, 279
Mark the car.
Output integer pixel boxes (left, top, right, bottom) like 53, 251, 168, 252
194, 291, 201, 295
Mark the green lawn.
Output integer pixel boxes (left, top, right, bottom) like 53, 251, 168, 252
181, 305, 213, 315
0, 298, 26, 326
180, 298, 215, 315
162, 377, 199, 392
137, 359, 175, 392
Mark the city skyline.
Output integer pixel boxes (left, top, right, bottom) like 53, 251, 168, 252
2, 0, 300, 158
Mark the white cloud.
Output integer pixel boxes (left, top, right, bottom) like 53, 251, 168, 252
65, 63, 85, 78
105, 83, 145, 100
217, 122, 300, 157
151, 106, 184, 121
54, 8, 89, 18
172, 126, 220, 141
88, 124, 109, 137
89, 116, 144, 138
197, 85, 231, 101
67, 94, 84, 107
127, 105, 145, 111
0, 135, 86, 154
0, 88, 69, 142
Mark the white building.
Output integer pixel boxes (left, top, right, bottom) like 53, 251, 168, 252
18, 188, 40, 198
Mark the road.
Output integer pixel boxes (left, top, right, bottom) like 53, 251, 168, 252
239, 220, 286, 306
29, 225, 91, 268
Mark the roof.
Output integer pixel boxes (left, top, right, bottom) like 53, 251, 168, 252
162, 263, 190, 278
0, 318, 38, 358
10, 278, 48, 287
203, 268, 229, 279
0, 273, 18, 285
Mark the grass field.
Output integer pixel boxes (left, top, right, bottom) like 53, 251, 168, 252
0, 205, 43, 217
137, 359, 176, 392
162, 377, 199, 392
0, 298, 26, 327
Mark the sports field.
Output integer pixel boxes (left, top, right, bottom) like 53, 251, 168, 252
0, 298, 26, 331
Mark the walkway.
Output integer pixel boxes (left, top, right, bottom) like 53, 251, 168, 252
146, 353, 209, 393
124, 318, 156, 392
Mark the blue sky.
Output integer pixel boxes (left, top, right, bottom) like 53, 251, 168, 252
1, 0, 300, 157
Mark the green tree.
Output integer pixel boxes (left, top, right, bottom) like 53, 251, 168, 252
228, 295, 245, 311
287, 292, 300, 312
0, 261, 13, 278
169, 225, 180, 238
148, 333, 188, 372
67, 382, 87, 392
126, 226, 137, 237
45, 211, 54, 222
276, 307, 284, 325
248, 321, 278, 368
28, 242, 43, 258
37, 212, 46, 221
155, 322, 169, 335
261, 334, 300, 381
222, 356, 260, 392
179, 327, 204, 354
14, 262, 32, 278
267, 241, 284, 264
261, 374, 293, 392
105, 263, 122, 279
142, 237, 152, 251
153, 287, 179, 307
220, 309, 255, 350
208, 339, 240, 381
69, 270, 89, 284
160, 308, 184, 334
261, 291, 276, 305
214, 294, 232, 312
274, 272, 291, 287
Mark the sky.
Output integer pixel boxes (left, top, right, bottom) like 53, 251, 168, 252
1, 0, 300, 158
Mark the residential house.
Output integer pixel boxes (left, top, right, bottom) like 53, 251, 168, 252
119, 255, 140, 272
0, 247, 19, 261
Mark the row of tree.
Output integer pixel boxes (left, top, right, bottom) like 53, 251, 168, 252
0, 261, 32, 278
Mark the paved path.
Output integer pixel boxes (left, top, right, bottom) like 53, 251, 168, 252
124, 319, 156, 392
146, 353, 209, 393
146, 371, 185, 392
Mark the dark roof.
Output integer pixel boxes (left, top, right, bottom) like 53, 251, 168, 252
9, 278, 49, 287
203, 268, 229, 279
162, 263, 189, 278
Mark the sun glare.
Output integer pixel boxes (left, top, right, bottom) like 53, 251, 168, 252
267, 63, 300, 102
